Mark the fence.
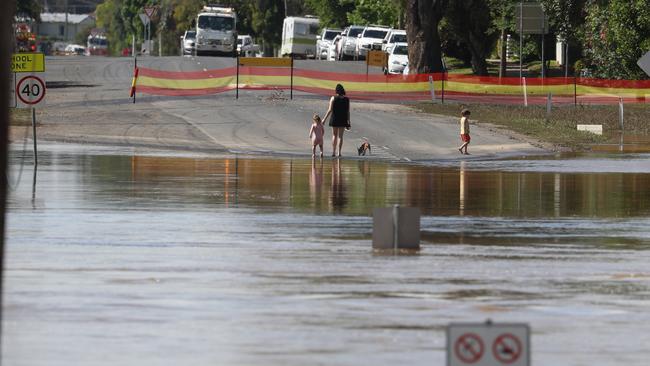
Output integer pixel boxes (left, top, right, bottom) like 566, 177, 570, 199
134, 58, 650, 105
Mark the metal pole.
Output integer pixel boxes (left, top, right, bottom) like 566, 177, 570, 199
133, 57, 137, 104
392, 204, 399, 252
564, 42, 569, 78
574, 76, 577, 106
541, 32, 545, 78
290, 55, 294, 100
31, 108, 38, 166
519, 2, 523, 79
523, 77, 528, 107
442, 71, 445, 104
236, 56, 239, 99
619, 97, 624, 131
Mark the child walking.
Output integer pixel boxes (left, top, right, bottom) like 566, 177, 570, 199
309, 114, 325, 157
458, 109, 471, 155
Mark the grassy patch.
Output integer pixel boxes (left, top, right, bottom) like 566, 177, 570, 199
415, 102, 650, 150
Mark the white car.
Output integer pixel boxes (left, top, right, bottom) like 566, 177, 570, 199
386, 42, 408, 74
181, 30, 196, 55
316, 28, 341, 60
355, 26, 390, 60
382, 29, 406, 52
64, 44, 85, 55
338, 25, 365, 60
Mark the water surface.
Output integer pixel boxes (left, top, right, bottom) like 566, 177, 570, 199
3, 144, 650, 366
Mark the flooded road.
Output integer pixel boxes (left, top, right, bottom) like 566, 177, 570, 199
3, 143, 650, 366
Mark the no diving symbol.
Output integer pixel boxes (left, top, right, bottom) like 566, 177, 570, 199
455, 333, 484, 364
493, 333, 522, 364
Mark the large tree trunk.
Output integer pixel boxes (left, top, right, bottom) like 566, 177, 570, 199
405, 0, 448, 74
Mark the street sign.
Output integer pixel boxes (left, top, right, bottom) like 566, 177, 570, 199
11, 53, 45, 73
448, 322, 530, 366
515, 3, 548, 35
144, 6, 158, 18
139, 13, 150, 26
367, 50, 388, 68
15, 74, 46, 108
638, 50, 650, 77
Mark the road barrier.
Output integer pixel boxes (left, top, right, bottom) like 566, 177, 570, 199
134, 60, 650, 105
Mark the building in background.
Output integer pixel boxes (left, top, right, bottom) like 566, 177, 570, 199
35, 12, 94, 41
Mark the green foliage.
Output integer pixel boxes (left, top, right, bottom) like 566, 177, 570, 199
96, 0, 127, 55
582, 0, 650, 79
249, 0, 284, 56
303, 0, 356, 29
347, 0, 400, 27
16, 0, 42, 22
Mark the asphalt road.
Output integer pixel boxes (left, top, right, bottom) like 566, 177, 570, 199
31, 55, 544, 161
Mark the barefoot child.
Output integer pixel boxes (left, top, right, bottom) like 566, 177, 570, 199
458, 109, 471, 155
309, 114, 325, 157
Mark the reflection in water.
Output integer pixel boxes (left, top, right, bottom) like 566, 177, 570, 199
329, 158, 347, 212
77, 153, 650, 217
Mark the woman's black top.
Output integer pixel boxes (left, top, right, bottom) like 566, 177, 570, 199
329, 95, 350, 127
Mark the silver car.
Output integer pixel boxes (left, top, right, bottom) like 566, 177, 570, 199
316, 28, 342, 60
181, 30, 196, 55
338, 25, 365, 60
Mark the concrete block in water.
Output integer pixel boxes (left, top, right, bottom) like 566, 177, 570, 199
372, 206, 420, 250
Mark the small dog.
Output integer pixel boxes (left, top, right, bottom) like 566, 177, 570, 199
357, 141, 371, 156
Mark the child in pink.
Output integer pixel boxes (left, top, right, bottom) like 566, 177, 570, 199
309, 114, 325, 157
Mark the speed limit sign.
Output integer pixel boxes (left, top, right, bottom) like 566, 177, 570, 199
15, 74, 46, 108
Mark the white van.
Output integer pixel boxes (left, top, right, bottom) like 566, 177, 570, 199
280, 16, 320, 58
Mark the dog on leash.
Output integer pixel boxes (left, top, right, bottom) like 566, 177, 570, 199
357, 141, 371, 156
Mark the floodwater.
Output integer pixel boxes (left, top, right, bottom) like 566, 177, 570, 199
3, 143, 650, 366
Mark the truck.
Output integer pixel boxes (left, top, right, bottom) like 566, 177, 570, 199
237, 35, 260, 57
86, 29, 108, 56
280, 16, 319, 58
195, 5, 237, 57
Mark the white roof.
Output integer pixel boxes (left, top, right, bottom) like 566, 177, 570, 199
40, 13, 92, 24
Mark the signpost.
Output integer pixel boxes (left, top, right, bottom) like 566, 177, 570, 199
139, 13, 151, 55
638, 50, 650, 77
515, 2, 548, 78
11, 52, 46, 166
366, 50, 388, 77
448, 321, 530, 366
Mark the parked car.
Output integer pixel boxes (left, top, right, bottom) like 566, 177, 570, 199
237, 35, 260, 56
316, 28, 342, 60
386, 42, 409, 74
64, 44, 85, 55
181, 30, 196, 55
355, 26, 390, 60
338, 25, 365, 60
382, 29, 406, 52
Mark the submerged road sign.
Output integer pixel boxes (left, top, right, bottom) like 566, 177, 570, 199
448, 322, 530, 366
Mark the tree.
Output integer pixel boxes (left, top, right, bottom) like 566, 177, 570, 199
582, 0, 650, 79
405, 0, 448, 73
445, 0, 498, 75
249, 0, 284, 56
347, 0, 400, 27
303, 0, 356, 29
16, 0, 41, 22
96, 0, 128, 55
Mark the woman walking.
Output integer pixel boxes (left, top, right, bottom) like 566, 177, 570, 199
323, 84, 350, 157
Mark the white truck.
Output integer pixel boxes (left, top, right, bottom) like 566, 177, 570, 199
280, 16, 320, 58
195, 6, 237, 57
237, 35, 260, 57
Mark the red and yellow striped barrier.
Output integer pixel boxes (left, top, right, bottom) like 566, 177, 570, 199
134, 63, 650, 104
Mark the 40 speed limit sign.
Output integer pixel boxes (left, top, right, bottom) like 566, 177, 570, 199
15, 74, 46, 108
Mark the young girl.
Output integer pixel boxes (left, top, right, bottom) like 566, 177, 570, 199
458, 109, 471, 155
309, 114, 325, 157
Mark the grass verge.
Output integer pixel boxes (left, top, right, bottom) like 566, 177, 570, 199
415, 102, 650, 151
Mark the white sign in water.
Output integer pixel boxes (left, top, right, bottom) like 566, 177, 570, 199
447, 322, 530, 366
